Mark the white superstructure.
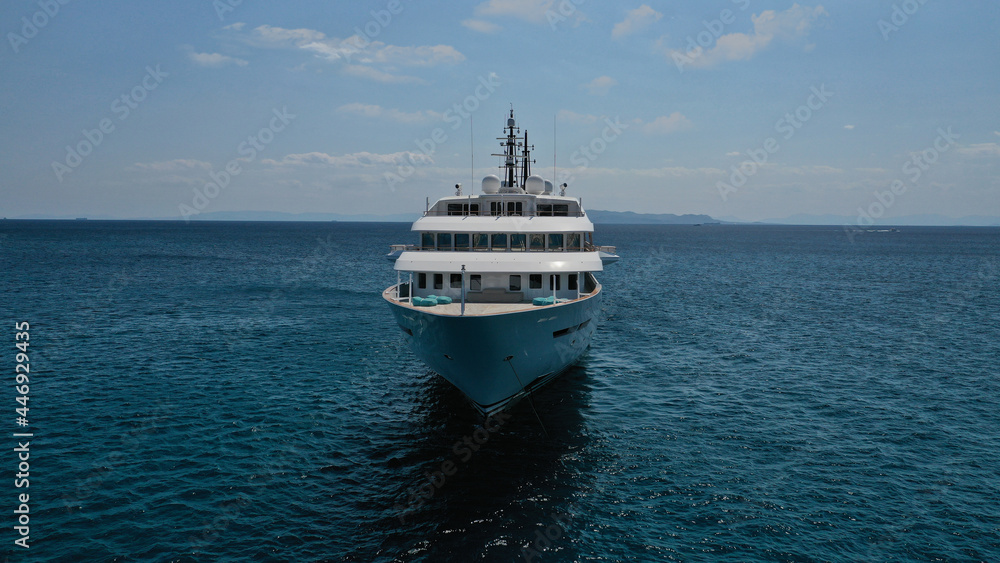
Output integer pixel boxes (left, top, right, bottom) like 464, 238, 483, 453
383, 109, 618, 415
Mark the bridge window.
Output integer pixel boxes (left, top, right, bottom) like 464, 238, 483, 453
507, 201, 523, 216
567, 233, 581, 251
437, 232, 452, 250
455, 233, 470, 251
548, 233, 564, 251
529, 233, 545, 251
510, 233, 526, 251
491, 233, 508, 250
537, 204, 552, 216
554, 204, 569, 216
474, 233, 489, 250
490, 201, 503, 216
421, 232, 434, 250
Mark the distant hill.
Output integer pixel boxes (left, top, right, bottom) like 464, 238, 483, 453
184, 211, 422, 222
586, 210, 724, 224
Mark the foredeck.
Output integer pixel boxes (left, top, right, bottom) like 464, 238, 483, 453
382, 285, 600, 317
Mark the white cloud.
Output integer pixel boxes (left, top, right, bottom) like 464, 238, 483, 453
641, 113, 693, 134
957, 143, 1000, 157
994, 131, 1000, 137
557, 109, 598, 124
612, 5, 662, 39
474, 0, 555, 24
462, 19, 502, 33
726, 151, 741, 157
227, 24, 463, 83
188, 51, 248, 67
263, 151, 434, 168
342, 65, 425, 84
664, 4, 827, 69
582, 75, 617, 96
336, 103, 442, 124
133, 159, 212, 172
844, 124, 855, 130
223, 22, 245, 31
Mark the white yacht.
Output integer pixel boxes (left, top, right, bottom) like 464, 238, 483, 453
384, 109, 618, 415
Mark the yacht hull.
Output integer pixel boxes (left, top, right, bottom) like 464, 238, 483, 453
385, 287, 601, 415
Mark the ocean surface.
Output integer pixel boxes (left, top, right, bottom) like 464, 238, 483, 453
2, 220, 999, 562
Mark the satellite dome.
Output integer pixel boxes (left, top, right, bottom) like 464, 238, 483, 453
525, 175, 545, 195
481, 175, 501, 194
543, 180, 554, 195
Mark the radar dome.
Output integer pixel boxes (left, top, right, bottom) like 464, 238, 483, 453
543, 180, 554, 194
481, 175, 501, 194
525, 175, 545, 195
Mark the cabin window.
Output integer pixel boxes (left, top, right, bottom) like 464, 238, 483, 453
549, 274, 561, 291
567, 233, 581, 251
554, 204, 569, 216
510, 233, 526, 251
509, 275, 521, 291
537, 204, 552, 216
450, 274, 462, 288
490, 201, 503, 216
469, 204, 480, 216
437, 232, 452, 250
474, 233, 489, 250
447, 204, 464, 216
529, 233, 545, 251
491, 233, 508, 251
421, 232, 434, 250
529, 274, 542, 289
433, 274, 443, 290
568, 274, 578, 291
507, 201, 523, 216
470, 275, 482, 291
548, 233, 564, 251
418, 273, 427, 289
455, 233, 470, 251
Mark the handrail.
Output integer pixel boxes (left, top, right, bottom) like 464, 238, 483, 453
420, 210, 587, 218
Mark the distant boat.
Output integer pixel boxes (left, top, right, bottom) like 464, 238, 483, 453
383, 108, 619, 416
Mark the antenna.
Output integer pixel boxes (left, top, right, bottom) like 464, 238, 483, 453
470, 115, 474, 194
553, 115, 557, 182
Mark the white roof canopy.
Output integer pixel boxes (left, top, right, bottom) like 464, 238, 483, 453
412, 215, 594, 234
394, 251, 603, 273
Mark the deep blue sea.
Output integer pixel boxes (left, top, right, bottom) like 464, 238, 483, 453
2, 220, 999, 562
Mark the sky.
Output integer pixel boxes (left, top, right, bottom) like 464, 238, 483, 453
1, 0, 998, 222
